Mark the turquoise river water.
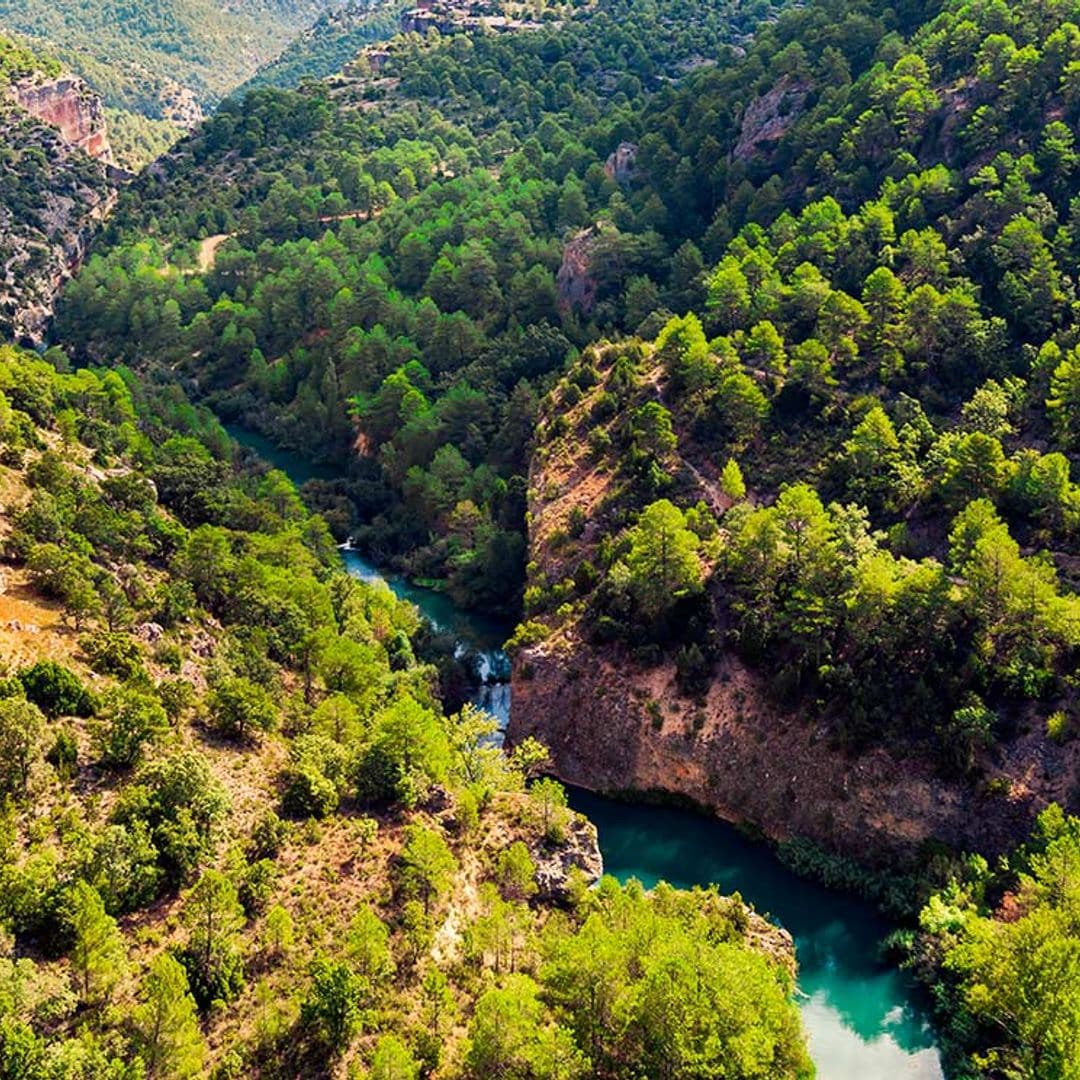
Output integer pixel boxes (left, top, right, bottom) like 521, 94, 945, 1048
229, 425, 945, 1079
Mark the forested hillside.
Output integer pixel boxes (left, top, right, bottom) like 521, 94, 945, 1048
0, 0, 386, 136
34, 0, 1080, 1073
56, 0, 788, 611
511, 0, 1080, 775
0, 343, 812, 1077
238, 1, 405, 94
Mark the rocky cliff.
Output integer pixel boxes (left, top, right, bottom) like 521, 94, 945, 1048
556, 225, 601, 313
507, 342, 1075, 870
13, 76, 114, 162
732, 74, 810, 163
0, 77, 116, 343
604, 140, 637, 185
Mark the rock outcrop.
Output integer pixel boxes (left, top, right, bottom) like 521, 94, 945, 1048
0, 77, 117, 343
556, 227, 601, 314
604, 141, 638, 185
530, 812, 603, 904
12, 76, 113, 162
732, 75, 810, 163
509, 639, 1052, 866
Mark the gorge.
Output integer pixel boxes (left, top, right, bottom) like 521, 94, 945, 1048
229, 423, 945, 1080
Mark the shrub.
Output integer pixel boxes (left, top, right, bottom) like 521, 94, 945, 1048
248, 810, 287, 860
79, 631, 145, 679
93, 688, 169, 769
18, 661, 96, 718
1047, 710, 1072, 743
238, 859, 276, 917
281, 766, 338, 819
46, 730, 78, 780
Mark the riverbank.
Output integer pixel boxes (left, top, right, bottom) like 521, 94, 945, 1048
226, 422, 945, 1079
571, 788, 944, 1079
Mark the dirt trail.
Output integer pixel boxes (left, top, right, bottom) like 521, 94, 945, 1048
197, 233, 232, 272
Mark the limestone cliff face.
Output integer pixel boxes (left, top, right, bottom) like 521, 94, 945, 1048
13, 77, 114, 163
0, 77, 117, 343
604, 141, 638, 185
510, 638, 1046, 864
732, 75, 810, 163
556, 227, 600, 314
507, 343, 1075, 868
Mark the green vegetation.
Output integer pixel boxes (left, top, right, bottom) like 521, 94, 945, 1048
0, 0, 353, 115
240, 1, 406, 94
0, 341, 808, 1075
103, 108, 182, 173
55, 0, 788, 613
492, 0, 1080, 773
0, 32, 59, 86
28, 0, 1080, 1071
916, 807, 1080, 1078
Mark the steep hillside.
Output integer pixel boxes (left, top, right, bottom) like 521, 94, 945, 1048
239, 0, 404, 93
0, 36, 116, 344
481, 0, 1080, 899
0, 342, 811, 1078
55, 0, 790, 616
508, 340, 1073, 864
0, 0, 399, 154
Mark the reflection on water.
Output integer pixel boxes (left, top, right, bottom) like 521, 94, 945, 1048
227, 421, 944, 1080
569, 789, 944, 1080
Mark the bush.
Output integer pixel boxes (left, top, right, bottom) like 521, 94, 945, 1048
354, 744, 413, 808
248, 810, 287, 860
281, 766, 338, 819
79, 631, 145, 679
238, 859, 276, 917
1047, 710, 1072, 743
93, 688, 169, 769
18, 661, 96, 718
207, 676, 277, 741
46, 730, 78, 780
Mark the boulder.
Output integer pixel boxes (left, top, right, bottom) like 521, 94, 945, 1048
604, 141, 638, 185
531, 813, 603, 904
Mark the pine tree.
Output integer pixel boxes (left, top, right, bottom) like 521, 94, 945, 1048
133, 955, 206, 1080
720, 458, 747, 501
67, 881, 126, 1007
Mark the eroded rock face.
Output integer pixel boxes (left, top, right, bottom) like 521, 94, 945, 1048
732, 75, 810, 163
1, 77, 117, 343
13, 77, 113, 163
556, 227, 600, 314
508, 638, 1051, 868
604, 141, 638, 185
530, 812, 603, 904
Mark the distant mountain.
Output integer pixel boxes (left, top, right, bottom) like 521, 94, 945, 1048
240, 0, 403, 93
0, 0, 363, 122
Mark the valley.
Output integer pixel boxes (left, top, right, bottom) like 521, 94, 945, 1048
3, 0, 1080, 1075
236, 422, 946, 1078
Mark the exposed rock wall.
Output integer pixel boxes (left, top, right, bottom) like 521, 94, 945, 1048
556, 227, 600, 313
13, 77, 114, 162
0, 77, 117, 343
509, 639, 1050, 865
604, 141, 638, 185
732, 75, 810, 163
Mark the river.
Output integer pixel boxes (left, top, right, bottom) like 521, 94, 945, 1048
229, 424, 945, 1079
